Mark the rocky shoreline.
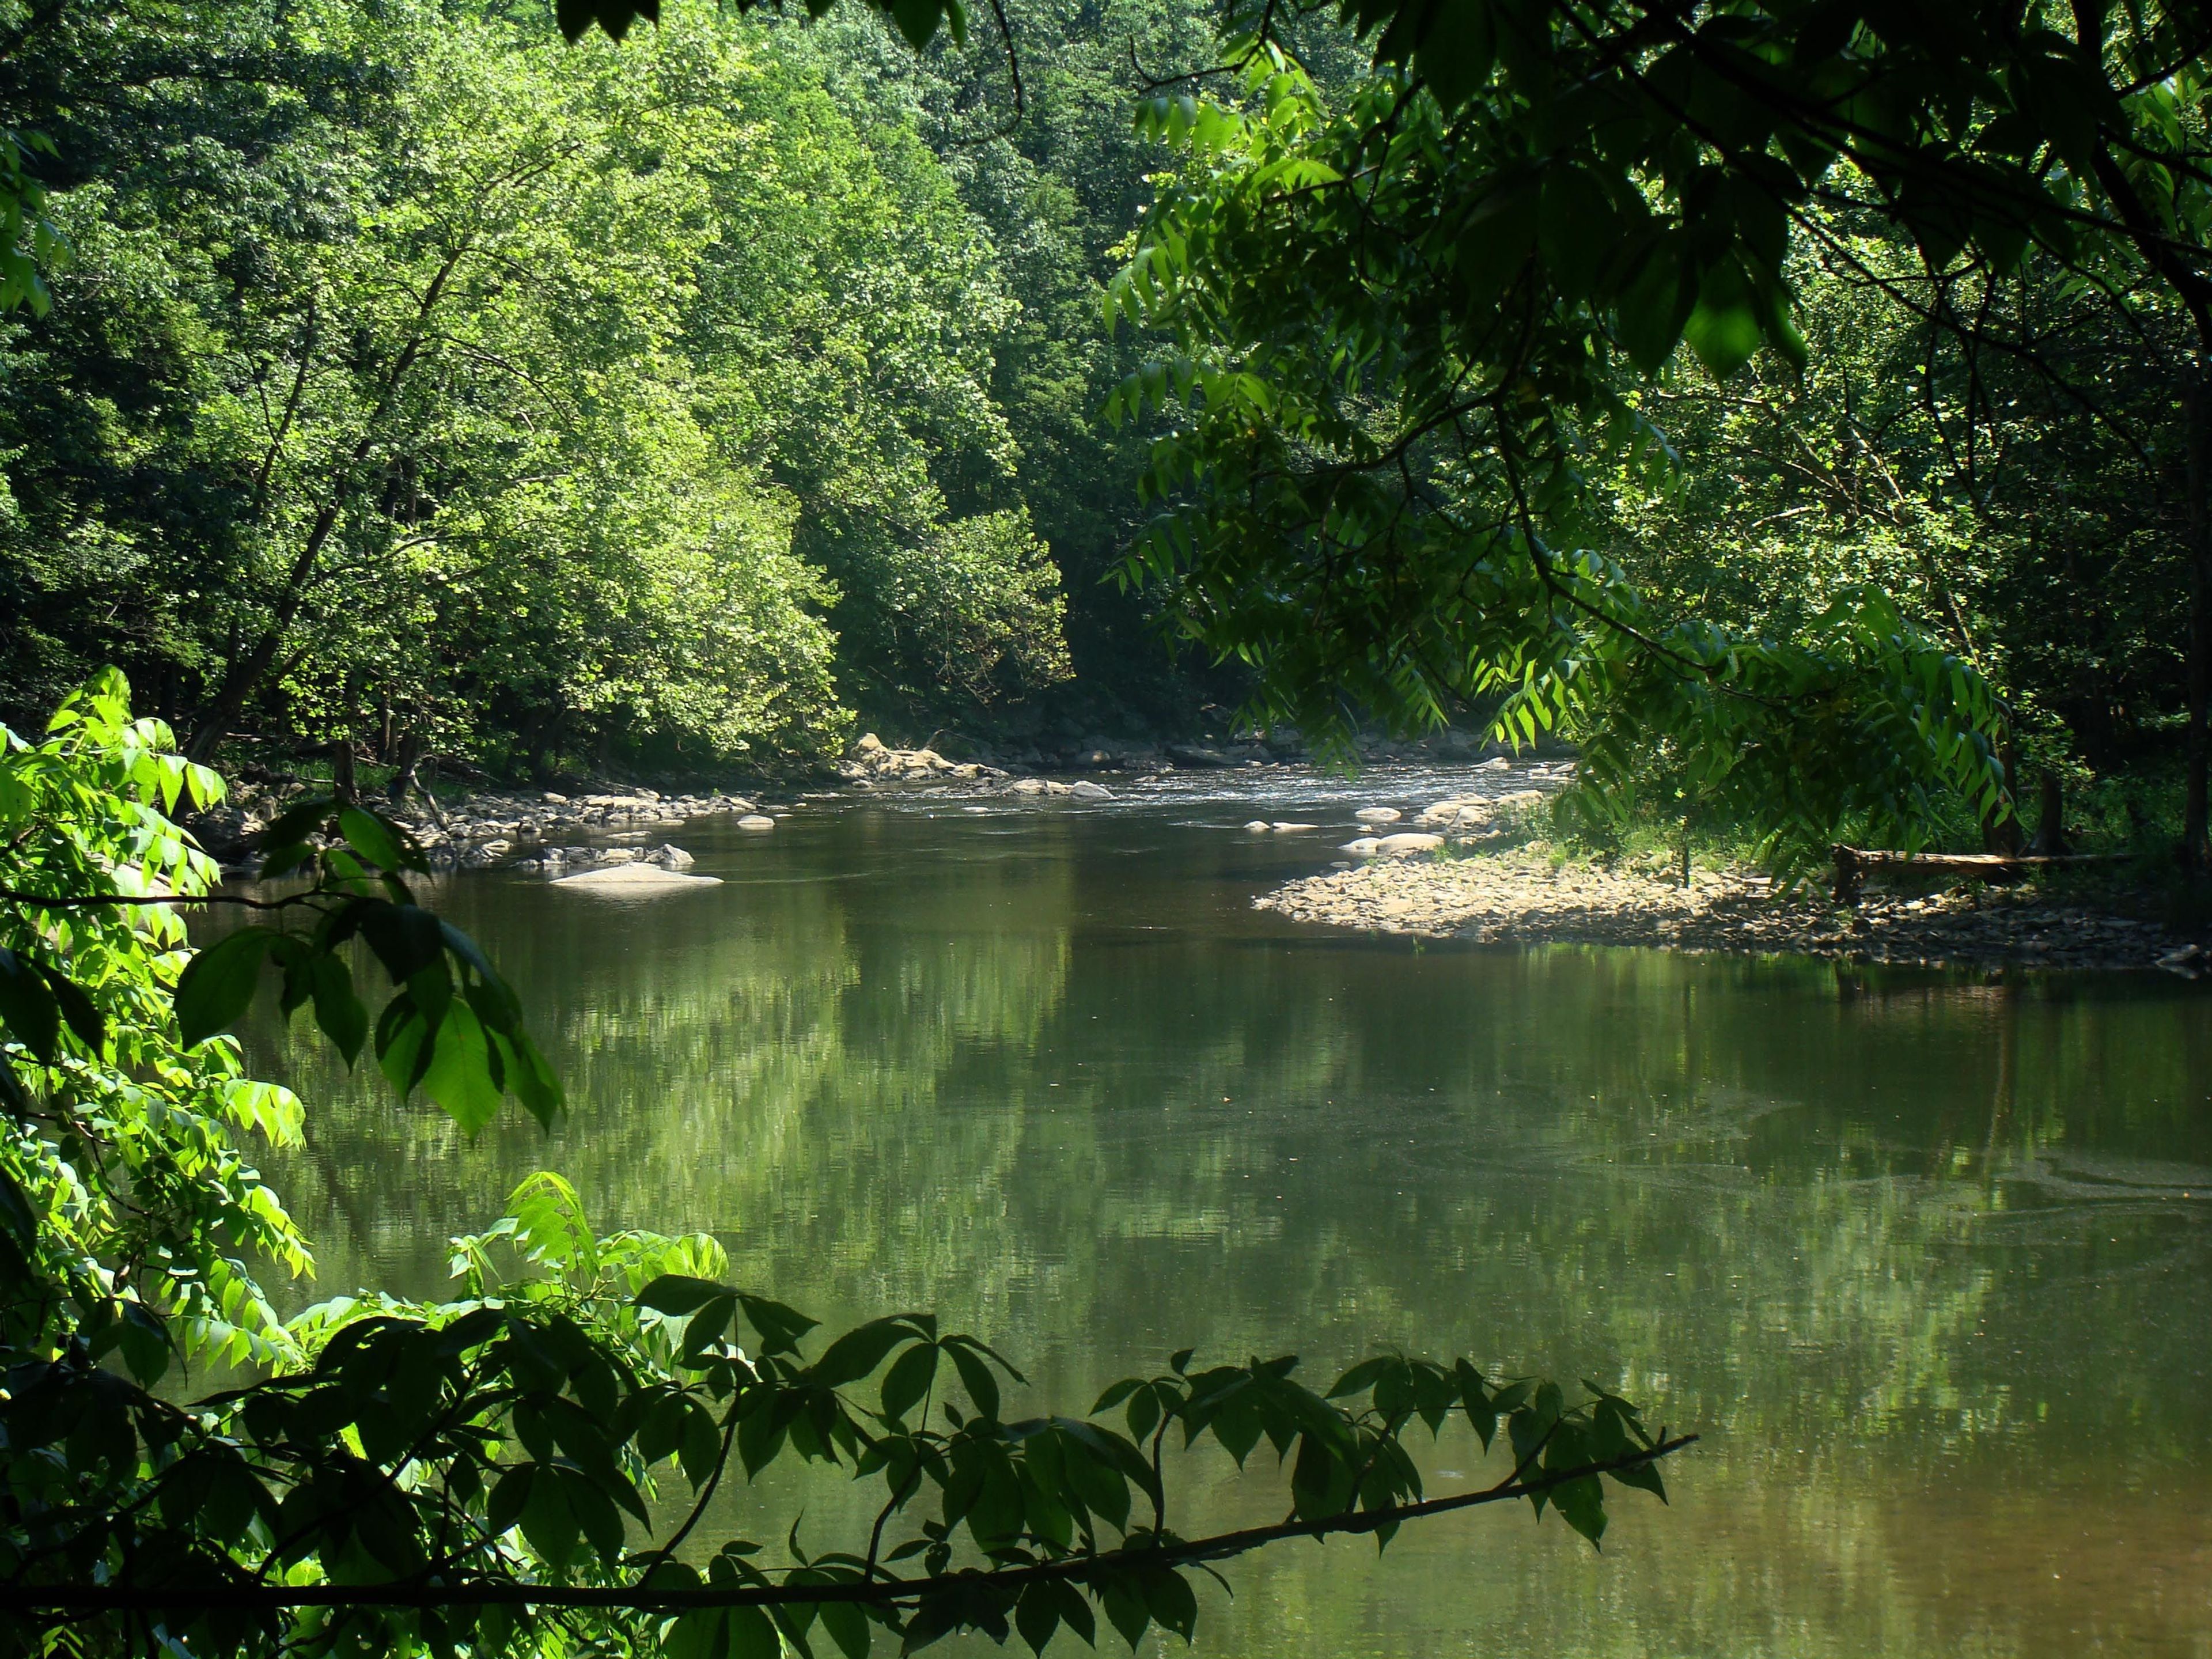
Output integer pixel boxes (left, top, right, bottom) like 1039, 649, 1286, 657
1257, 846, 2195, 975
189, 732, 1184, 871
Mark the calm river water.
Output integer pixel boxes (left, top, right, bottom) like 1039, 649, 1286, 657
250, 767, 2212, 1658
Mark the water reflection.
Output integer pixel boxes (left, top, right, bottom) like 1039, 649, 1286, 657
243, 789, 2212, 1659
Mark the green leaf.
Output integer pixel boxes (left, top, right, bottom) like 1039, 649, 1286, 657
1015, 1583, 1061, 1656
422, 1001, 502, 1131
175, 930, 276, 1047
309, 952, 368, 1065
359, 902, 444, 983
1539, 164, 1618, 299
0, 949, 61, 1063
881, 1340, 938, 1422
338, 805, 416, 874
1415, 0, 1495, 109
518, 1462, 579, 1568
637, 1274, 732, 1316
946, 1340, 1001, 1421
816, 1316, 918, 1387
1682, 257, 1762, 379
727, 1604, 781, 1659
1142, 1569, 1197, 1641
37, 964, 104, 1055
889, 0, 942, 48
1099, 1580, 1149, 1650
818, 1601, 871, 1659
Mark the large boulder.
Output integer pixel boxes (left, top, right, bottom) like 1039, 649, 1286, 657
459, 838, 513, 869
1167, 744, 1233, 768
552, 863, 723, 895
1374, 832, 1445, 856
839, 734, 956, 783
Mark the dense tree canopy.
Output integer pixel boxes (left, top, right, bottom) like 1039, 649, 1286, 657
1103, 0, 2212, 861
0, 0, 1104, 775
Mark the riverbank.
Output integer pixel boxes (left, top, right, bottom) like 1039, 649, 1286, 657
1258, 846, 2195, 974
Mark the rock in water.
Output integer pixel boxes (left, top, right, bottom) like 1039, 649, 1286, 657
552, 863, 724, 895
1168, 744, 1233, 767
1355, 806, 1402, 824
1339, 837, 1382, 856
647, 844, 695, 870
1270, 822, 1320, 832
1069, 781, 1113, 801
1244, 820, 1271, 832
1375, 832, 1445, 856
738, 815, 775, 832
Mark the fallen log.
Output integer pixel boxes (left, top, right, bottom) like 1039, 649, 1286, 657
1831, 844, 2132, 906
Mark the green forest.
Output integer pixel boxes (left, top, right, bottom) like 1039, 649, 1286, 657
5, 0, 2212, 1654
3, 0, 2206, 847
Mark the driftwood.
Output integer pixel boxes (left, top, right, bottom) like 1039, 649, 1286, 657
1831, 844, 2131, 906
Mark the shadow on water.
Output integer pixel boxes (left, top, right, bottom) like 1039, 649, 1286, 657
233, 778, 2212, 1659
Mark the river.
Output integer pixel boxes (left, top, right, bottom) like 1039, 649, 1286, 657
250, 766, 2212, 1658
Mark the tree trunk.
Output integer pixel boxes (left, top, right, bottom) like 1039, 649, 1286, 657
1982, 735, 2024, 856
388, 728, 427, 806
2184, 369, 2211, 866
331, 738, 358, 806
2028, 770, 2070, 857
181, 245, 468, 764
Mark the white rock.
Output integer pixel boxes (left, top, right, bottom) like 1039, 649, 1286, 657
647, 844, 695, 870
600, 847, 639, 865
1270, 822, 1320, 831
1244, 820, 1271, 832
1007, 778, 1048, 796
1339, 837, 1382, 856
542, 791, 570, 805
1355, 806, 1402, 824
1069, 781, 1113, 801
738, 814, 775, 832
1375, 832, 1445, 856
1478, 755, 1512, 770
552, 863, 724, 894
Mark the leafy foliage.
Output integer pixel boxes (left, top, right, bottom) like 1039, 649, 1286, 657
0, 0, 1076, 771
3, 1173, 1680, 1659
1107, 50, 2008, 869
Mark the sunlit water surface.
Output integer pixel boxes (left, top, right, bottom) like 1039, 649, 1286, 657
244, 767, 2212, 1658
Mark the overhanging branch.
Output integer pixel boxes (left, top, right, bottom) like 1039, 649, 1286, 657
0, 1434, 1696, 1618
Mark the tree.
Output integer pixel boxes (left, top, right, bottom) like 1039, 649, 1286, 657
0, 0, 1089, 771
1092, 0, 2212, 861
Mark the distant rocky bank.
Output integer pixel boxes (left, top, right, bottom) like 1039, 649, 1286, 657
1259, 846, 2192, 974
190, 728, 1376, 872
